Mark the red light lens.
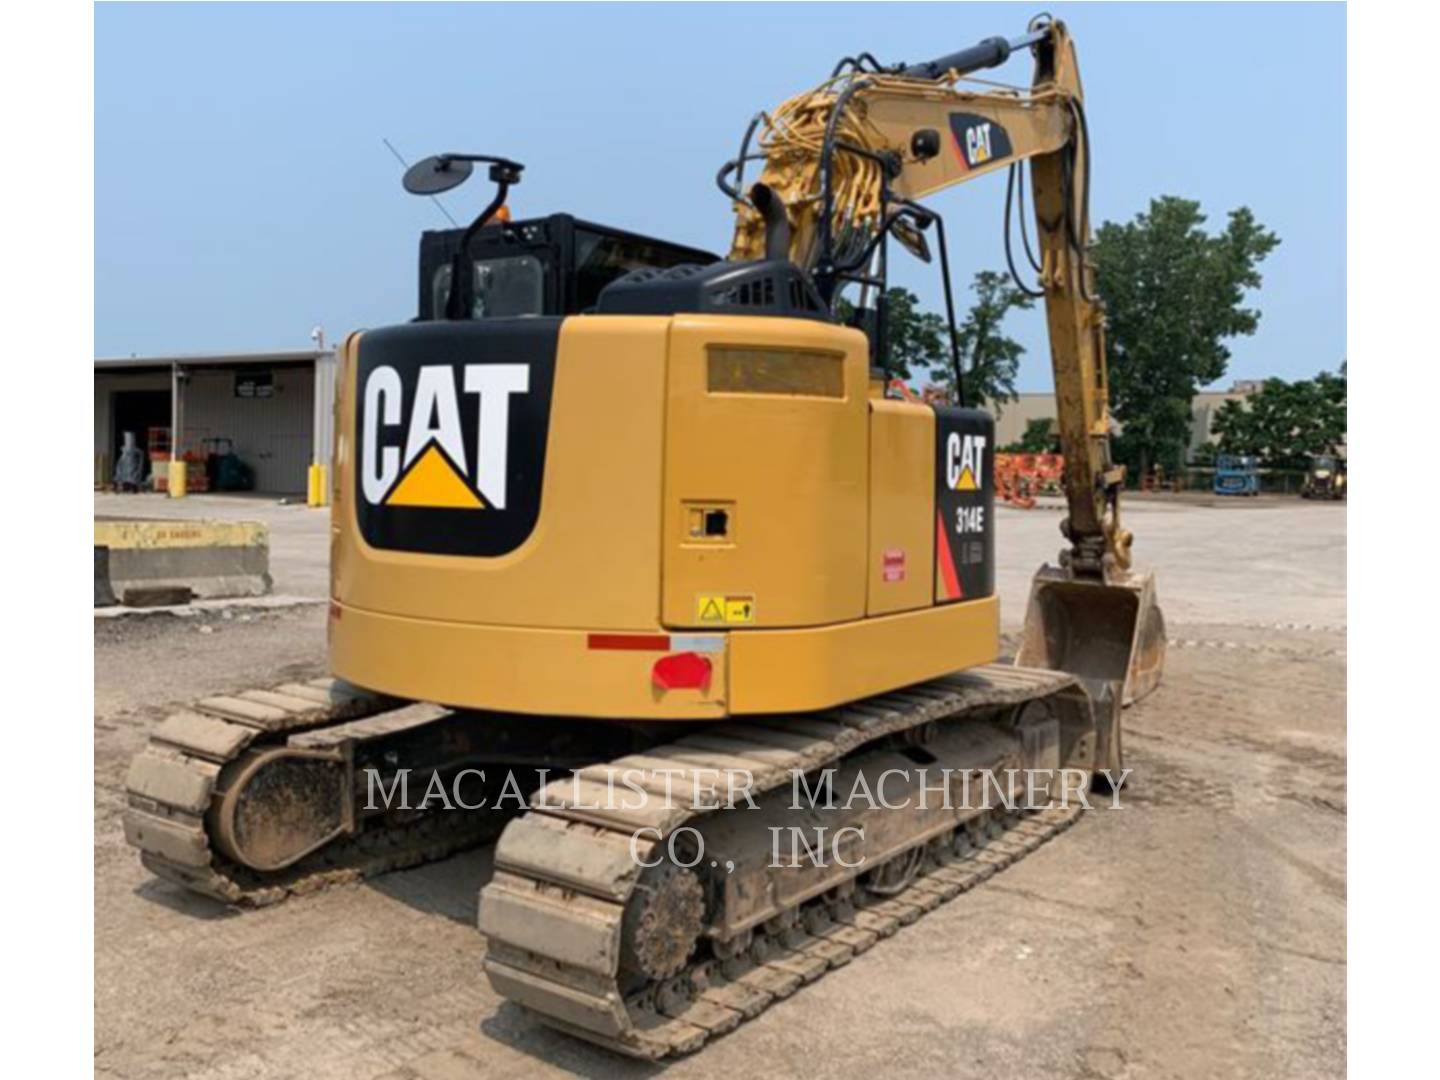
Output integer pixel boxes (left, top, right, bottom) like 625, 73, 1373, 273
651, 652, 712, 692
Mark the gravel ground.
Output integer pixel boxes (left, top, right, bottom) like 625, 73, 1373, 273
94, 493, 1346, 1080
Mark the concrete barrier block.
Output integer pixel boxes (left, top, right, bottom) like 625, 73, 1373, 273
95, 546, 118, 607
93, 519, 272, 601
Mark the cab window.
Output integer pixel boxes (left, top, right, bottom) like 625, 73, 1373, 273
430, 254, 545, 319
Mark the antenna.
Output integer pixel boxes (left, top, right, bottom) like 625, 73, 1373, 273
382, 137, 459, 227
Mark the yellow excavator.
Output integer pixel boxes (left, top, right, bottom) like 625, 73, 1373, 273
125, 16, 1164, 1058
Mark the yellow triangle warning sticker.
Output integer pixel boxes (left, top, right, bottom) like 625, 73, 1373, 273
696, 593, 755, 624
955, 465, 978, 491
385, 444, 485, 509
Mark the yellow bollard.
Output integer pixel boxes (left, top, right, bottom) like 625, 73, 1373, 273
169, 460, 187, 499
307, 463, 329, 508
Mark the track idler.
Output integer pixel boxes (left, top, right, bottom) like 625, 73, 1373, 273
210, 747, 352, 872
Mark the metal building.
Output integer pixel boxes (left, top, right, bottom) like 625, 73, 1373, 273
988, 381, 1262, 462
94, 348, 337, 498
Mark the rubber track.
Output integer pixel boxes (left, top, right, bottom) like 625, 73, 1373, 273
124, 677, 497, 906
480, 663, 1088, 1058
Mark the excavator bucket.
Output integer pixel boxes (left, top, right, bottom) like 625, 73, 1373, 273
1015, 565, 1166, 709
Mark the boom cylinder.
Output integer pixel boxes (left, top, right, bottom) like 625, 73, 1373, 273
900, 29, 1048, 80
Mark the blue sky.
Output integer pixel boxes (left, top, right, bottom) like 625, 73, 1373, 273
96, 2, 1345, 390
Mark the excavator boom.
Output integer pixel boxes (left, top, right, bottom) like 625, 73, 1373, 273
724, 16, 1165, 707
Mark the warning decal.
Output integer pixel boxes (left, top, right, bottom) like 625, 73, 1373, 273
696, 594, 756, 624
882, 549, 907, 583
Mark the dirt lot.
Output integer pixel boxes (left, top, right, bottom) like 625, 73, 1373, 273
94, 494, 1346, 1080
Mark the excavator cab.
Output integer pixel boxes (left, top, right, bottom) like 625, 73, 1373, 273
416, 214, 719, 321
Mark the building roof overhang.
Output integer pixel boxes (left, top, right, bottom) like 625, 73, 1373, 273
95, 349, 331, 372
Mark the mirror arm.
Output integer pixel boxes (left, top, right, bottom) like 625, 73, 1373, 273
433, 156, 523, 322
887, 197, 962, 405
445, 178, 511, 321
399, 152, 524, 320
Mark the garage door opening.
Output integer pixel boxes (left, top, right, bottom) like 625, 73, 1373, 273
95, 349, 336, 498
110, 389, 171, 486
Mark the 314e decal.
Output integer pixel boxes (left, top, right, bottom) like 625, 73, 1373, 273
933, 406, 995, 602
353, 319, 560, 557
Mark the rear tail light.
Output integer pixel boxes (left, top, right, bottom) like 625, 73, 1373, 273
651, 652, 712, 692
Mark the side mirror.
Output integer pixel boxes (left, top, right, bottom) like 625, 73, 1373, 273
403, 153, 524, 196
403, 155, 474, 195
405, 153, 526, 321
890, 209, 934, 264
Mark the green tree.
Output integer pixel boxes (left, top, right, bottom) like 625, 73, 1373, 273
836, 286, 946, 381
1190, 440, 1219, 467
838, 275, 1032, 409
1002, 417, 1059, 454
928, 271, 1034, 413
882, 286, 948, 382
1094, 196, 1280, 476
1211, 364, 1347, 469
